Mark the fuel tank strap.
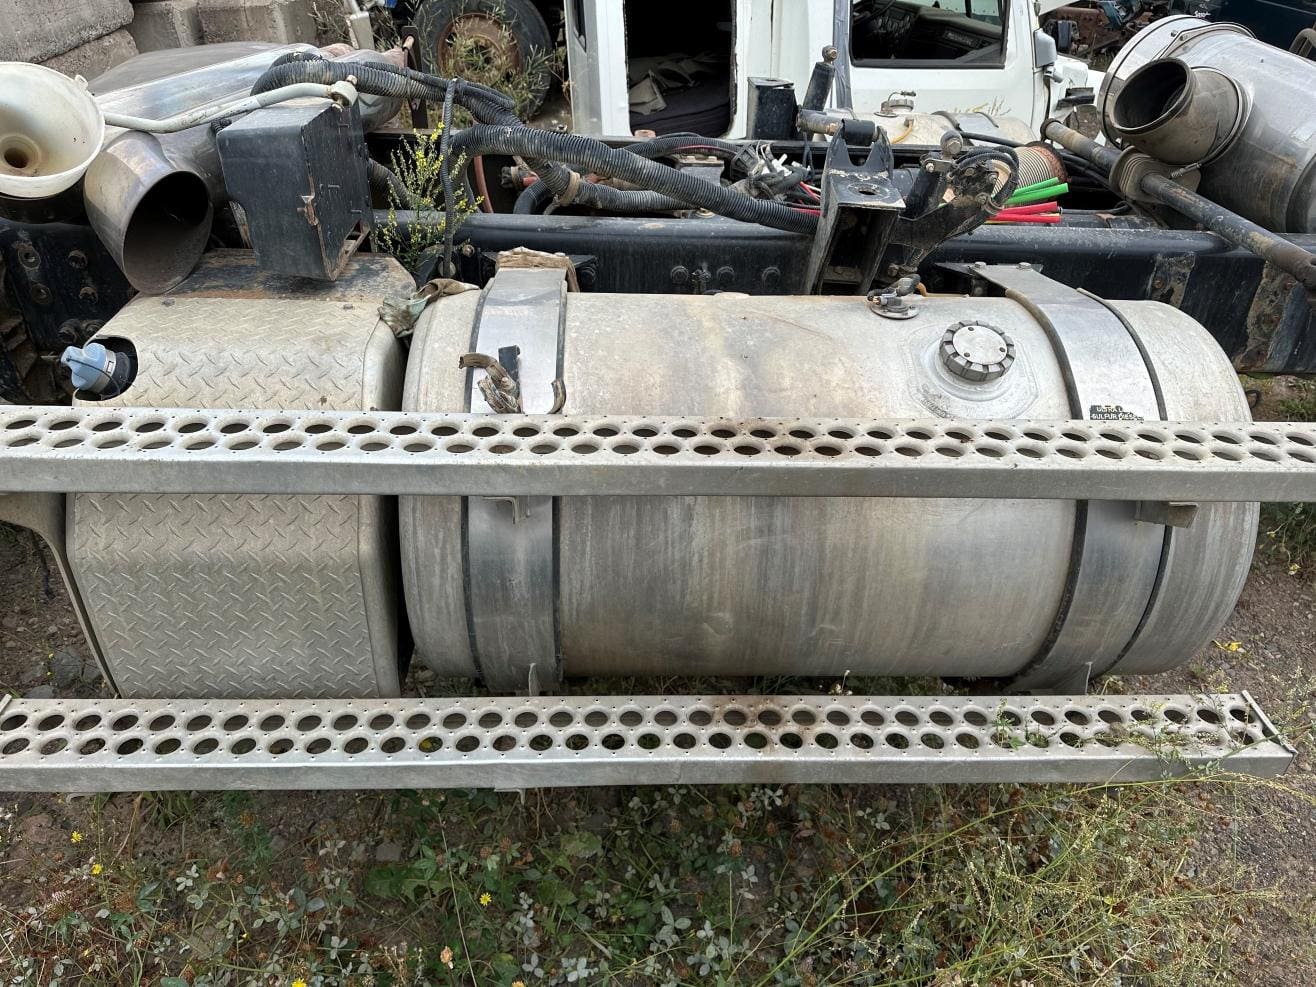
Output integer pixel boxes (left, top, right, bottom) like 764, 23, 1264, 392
971, 264, 1166, 691
463, 268, 566, 692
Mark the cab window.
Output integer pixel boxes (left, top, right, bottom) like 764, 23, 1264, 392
851, 0, 1007, 66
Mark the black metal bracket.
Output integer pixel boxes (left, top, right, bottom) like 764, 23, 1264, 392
804, 132, 905, 294
0, 221, 133, 353
882, 165, 1001, 281
399, 24, 429, 129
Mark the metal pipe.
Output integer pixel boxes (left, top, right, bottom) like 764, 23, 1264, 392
830, 0, 854, 109
1137, 175, 1316, 295
101, 82, 354, 133
1044, 119, 1316, 294
1042, 119, 1120, 171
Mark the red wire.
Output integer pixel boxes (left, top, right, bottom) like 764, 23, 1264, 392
996, 201, 1059, 216
987, 214, 1061, 224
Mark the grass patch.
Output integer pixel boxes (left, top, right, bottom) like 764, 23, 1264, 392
1252, 375, 1316, 573
2, 774, 1303, 986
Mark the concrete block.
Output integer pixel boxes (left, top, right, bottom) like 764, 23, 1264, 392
0, 0, 134, 63
39, 28, 139, 79
130, 0, 204, 50
198, 0, 317, 44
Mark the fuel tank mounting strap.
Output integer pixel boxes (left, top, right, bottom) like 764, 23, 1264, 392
969, 264, 1165, 691
463, 268, 567, 691
0, 693, 1292, 791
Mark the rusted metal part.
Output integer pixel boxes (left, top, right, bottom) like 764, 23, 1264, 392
165, 249, 414, 303
1148, 252, 1195, 309
438, 11, 523, 76
1144, 173, 1316, 294
1051, 5, 1140, 57
1239, 265, 1311, 371
1043, 121, 1316, 295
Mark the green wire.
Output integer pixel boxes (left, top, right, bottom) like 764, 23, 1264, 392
1005, 182, 1069, 207
1009, 176, 1062, 198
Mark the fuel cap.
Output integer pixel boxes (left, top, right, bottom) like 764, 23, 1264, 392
939, 321, 1015, 382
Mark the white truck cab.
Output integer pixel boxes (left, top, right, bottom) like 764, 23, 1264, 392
565, 0, 1094, 139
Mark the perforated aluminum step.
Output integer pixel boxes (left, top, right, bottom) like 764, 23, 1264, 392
0, 693, 1292, 791
2, 406, 1315, 502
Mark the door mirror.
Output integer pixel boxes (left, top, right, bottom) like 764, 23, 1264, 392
1034, 29, 1058, 69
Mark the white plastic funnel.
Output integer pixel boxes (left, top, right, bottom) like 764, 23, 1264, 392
0, 62, 106, 199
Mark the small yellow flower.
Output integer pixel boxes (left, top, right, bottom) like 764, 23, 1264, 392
440, 945, 454, 969
512, 981, 527, 987
91, 863, 103, 876
1213, 640, 1245, 653
70, 831, 84, 844
291, 980, 308, 987
478, 892, 492, 907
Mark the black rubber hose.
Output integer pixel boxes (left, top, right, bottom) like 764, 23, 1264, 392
366, 159, 414, 207
515, 134, 801, 219
251, 54, 521, 126
255, 55, 692, 216
255, 56, 814, 233
516, 162, 696, 216
513, 179, 554, 214
516, 134, 741, 214
957, 128, 1109, 186
454, 125, 817, 233
954, 146, 1021, 206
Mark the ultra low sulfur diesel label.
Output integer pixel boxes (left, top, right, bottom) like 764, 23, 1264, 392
1088, 404, 1143, 422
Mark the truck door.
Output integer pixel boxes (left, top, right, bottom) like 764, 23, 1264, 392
563, 0, 630, 135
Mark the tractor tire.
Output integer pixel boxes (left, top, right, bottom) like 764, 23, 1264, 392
413, 0, 554, 116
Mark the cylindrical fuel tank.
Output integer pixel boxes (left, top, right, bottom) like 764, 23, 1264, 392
1099, 16, 1316, 233
401, 283, 1257, 689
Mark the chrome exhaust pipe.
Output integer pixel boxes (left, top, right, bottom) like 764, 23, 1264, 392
81, 132, 214, 295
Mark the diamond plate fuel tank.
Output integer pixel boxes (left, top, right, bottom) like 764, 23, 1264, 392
67, 251, 408, 698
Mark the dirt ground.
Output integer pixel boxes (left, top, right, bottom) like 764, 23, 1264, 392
1, 526, 1314, 984
1125, 560, 1316, 984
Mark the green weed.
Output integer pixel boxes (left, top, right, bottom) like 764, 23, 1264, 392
1, 774, 1304, 986
373, 129, 478, 274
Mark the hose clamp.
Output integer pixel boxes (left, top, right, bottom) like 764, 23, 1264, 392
328, 80, 359, 107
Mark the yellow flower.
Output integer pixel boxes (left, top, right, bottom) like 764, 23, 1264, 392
90, 863, 103, 876
70, 831, 84, 844
291, 980, 308, 987
440, 945, 454, 969
513, 982, 527, 987
1213, 640, 1245, 653
478, 892, 492, 907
